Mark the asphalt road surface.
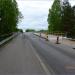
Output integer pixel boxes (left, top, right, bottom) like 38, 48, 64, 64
0, 33, 47, 75
0, 32, 75, 75
25, 32, 75, 75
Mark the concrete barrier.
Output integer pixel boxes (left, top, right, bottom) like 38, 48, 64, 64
0, 33, 18, 46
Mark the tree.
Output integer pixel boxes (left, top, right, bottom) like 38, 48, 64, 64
70, 6, 75, 38
26, 29, 35, 32
47, 9, 53, 33
48, 0, 61, 33
48, 0, 75, 38
0, 0, 20, 35
61, 1, 75, 38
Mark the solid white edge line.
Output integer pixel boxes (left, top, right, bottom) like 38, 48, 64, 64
30, 44, 51, 75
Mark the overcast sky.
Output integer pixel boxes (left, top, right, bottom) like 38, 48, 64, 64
17, 0, 75, 31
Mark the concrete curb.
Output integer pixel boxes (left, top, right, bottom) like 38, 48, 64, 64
0, 33, 18, 46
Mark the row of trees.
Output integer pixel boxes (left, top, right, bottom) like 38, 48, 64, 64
26, 29, 35, 32
0, 0, 21, 36
48, 0, 75, 38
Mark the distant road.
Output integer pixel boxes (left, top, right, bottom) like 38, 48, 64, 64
26, 32, 75, 75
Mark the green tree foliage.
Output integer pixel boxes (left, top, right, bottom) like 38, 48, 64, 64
70, 6, 75, 38
47, 0, 61, 33
38, 29, 48, 33
0, 0, 20, 35
62, 2, 75, 38
62, 2, 72, 34
26, 29, 35, 32
48, 0, 75, 38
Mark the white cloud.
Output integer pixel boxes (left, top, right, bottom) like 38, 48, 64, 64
17, 0, 75, 31
17, 0, 53, 31
69, 0, 75, 6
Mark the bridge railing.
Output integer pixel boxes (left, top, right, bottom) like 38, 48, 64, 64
0, 33, 13, 42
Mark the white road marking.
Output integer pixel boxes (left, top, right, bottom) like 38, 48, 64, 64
30, 43, 53, 75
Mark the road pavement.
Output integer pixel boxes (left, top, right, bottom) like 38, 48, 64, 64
26, 32, 75, 75
0, 32, 75, 75
0, 34, 47, 75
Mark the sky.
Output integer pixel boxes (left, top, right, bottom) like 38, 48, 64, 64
17, 0, 75, 31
